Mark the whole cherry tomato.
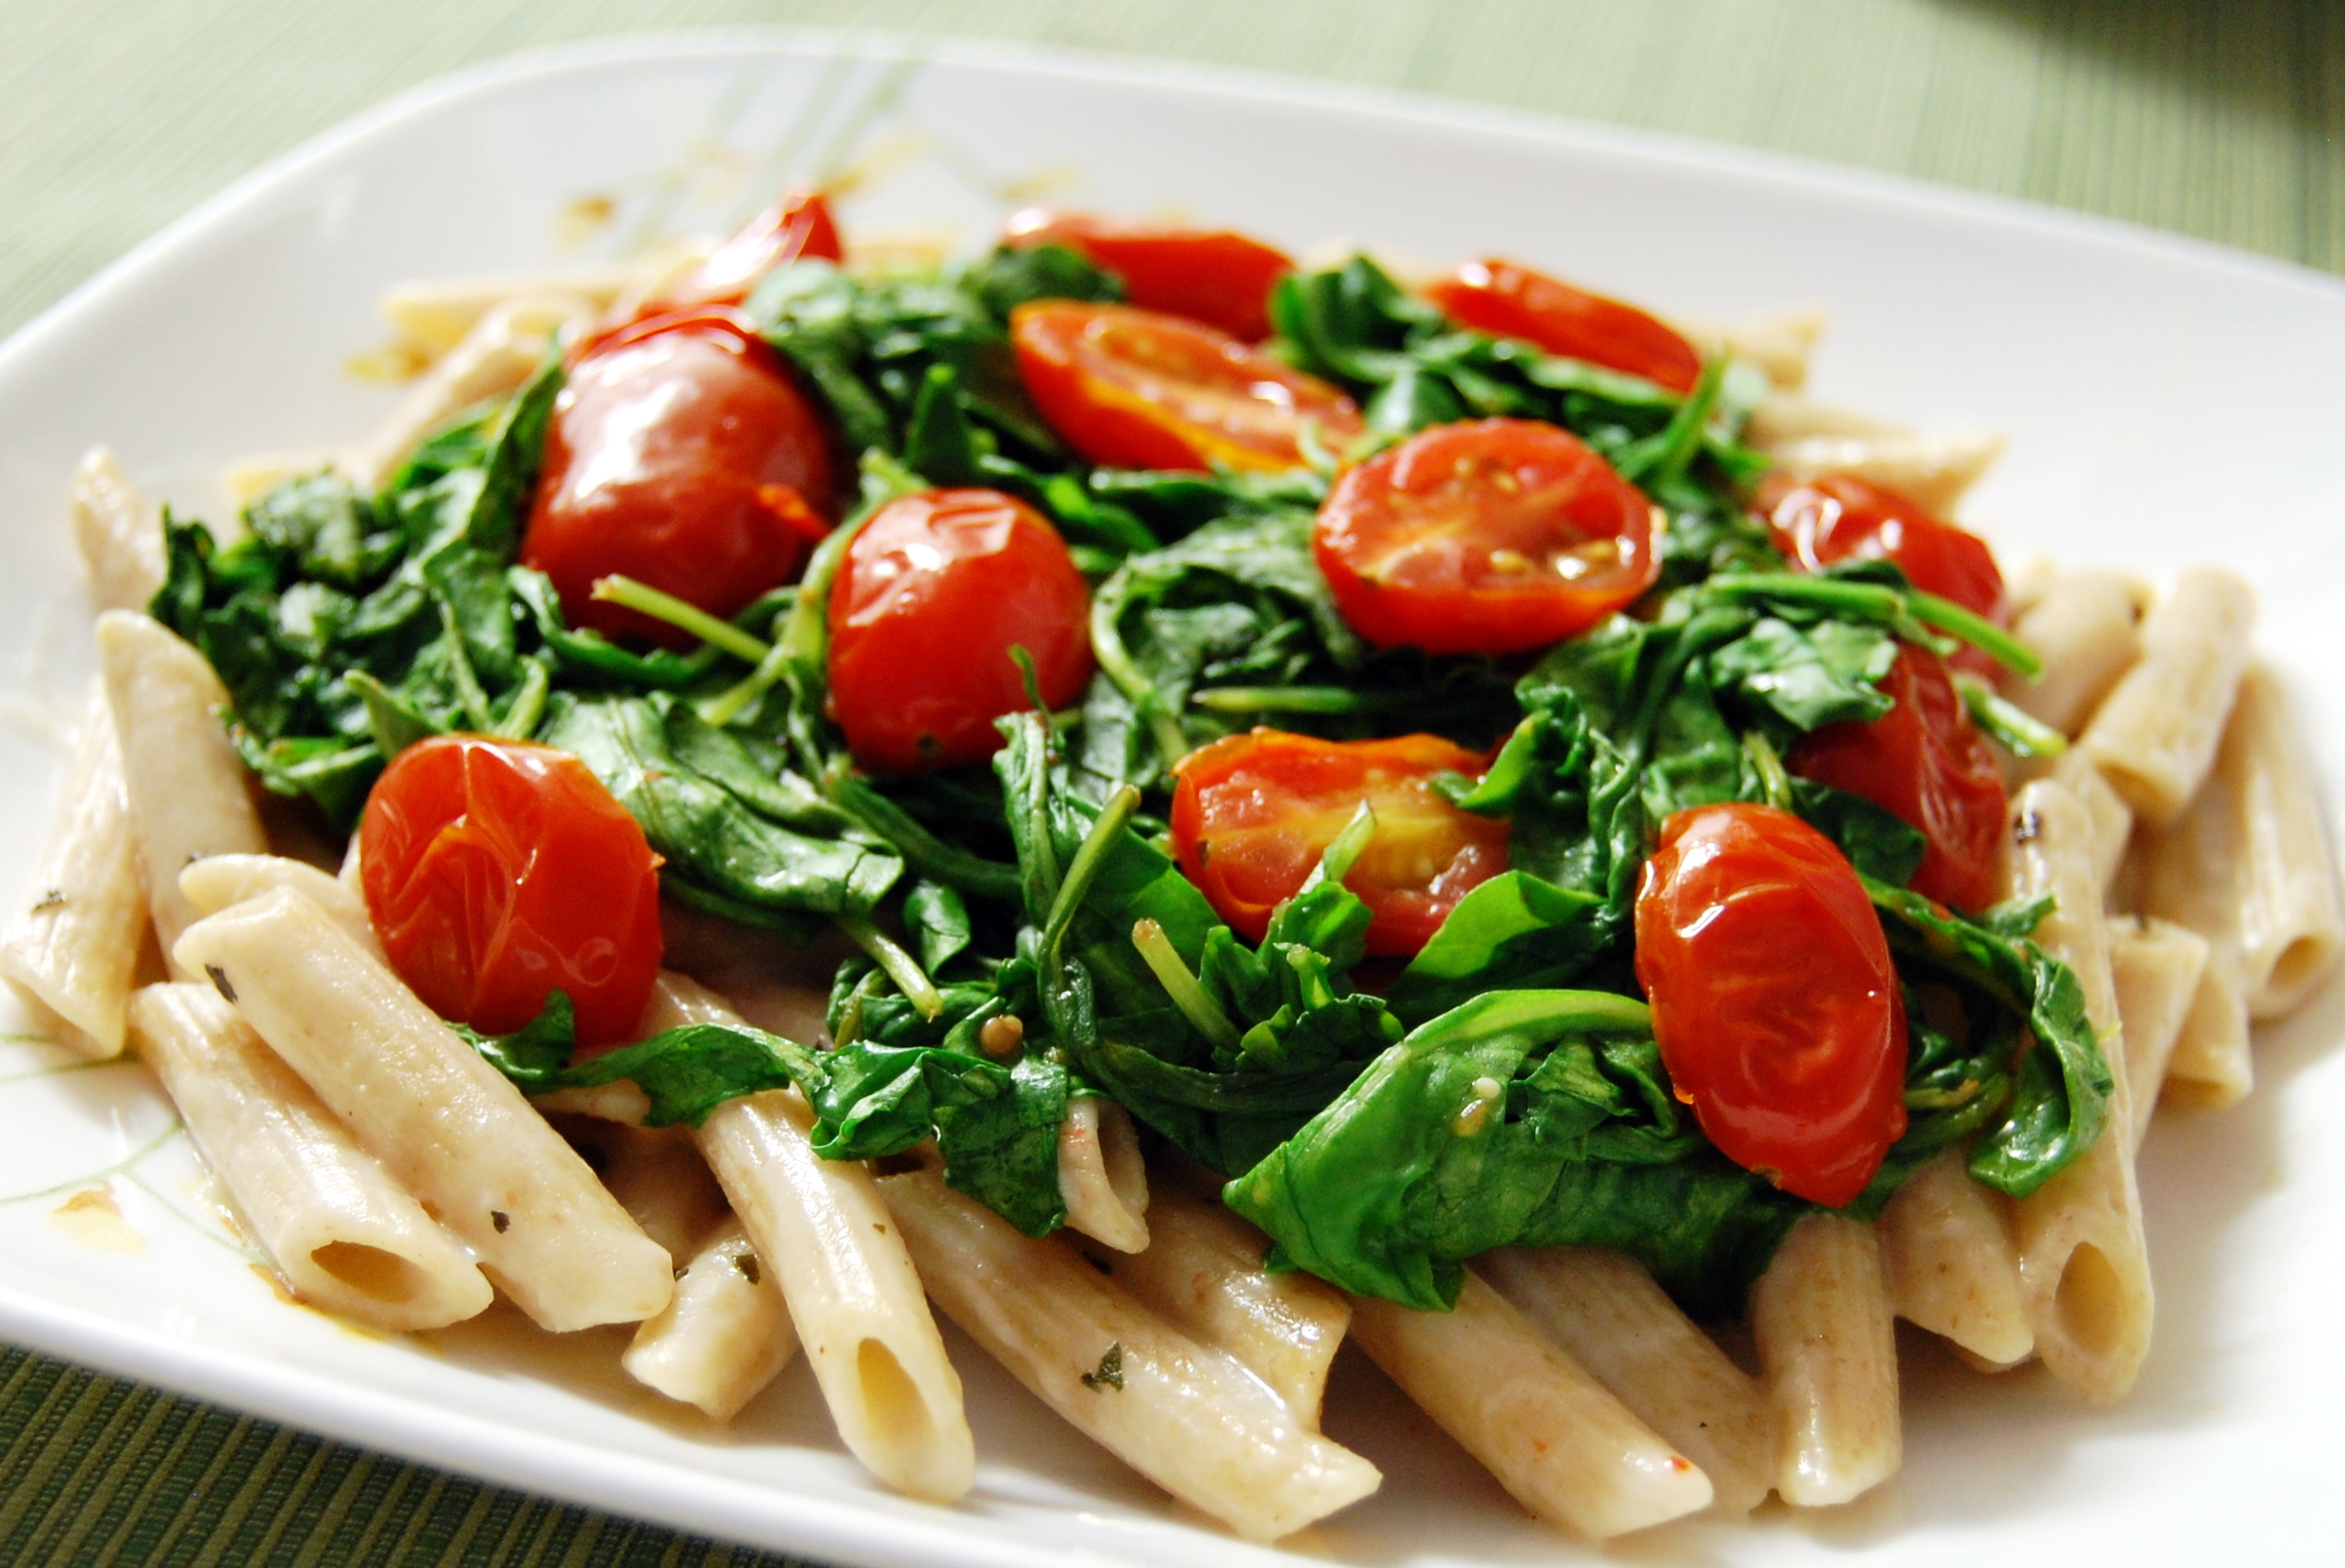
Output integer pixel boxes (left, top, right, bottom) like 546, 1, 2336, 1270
1634, 801, 1906, 1208
666, 188, 845, 308
1003, 208, 1293, 340
1010, 300, 1365, 473
523, 307, 837, 647
1170, 730, 1508, 958
1759, 472, 2009, 674
1313, 418, 1663, 656
828, 488, 1095, 773
1424, 258, 1703, 394
360, 735, 664, 1050
1787, 644, 2008, 913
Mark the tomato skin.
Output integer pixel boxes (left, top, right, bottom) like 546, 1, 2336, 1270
1759, 473, 2009, 663
360, 735, 664, 1050
522, 306, 837, 648
667, 189, 844, 308
1787, 645, 2009, 913
828, 488, 1095, 773
1634, 802, 1906, 1208
1003, 209, 1293, 340
1170, 730, 1508, 958
1424, 258, 1703, 394
1010, 300, 1364, 473
1313, 418, 1663, 656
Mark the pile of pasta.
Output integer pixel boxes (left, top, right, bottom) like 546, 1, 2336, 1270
3, 240, 2340, 1546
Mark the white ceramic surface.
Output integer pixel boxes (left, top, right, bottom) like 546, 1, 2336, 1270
1, 32, 2340, 1568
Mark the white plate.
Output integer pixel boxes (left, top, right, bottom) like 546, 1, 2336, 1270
2, 31, 2341, 1568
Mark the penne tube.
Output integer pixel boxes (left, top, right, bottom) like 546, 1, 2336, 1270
641, 974, 975, 1503
1073, 1187, 1350, 1427
72, 447, 165, 612
1478, 1246, 1773, 1516
1742, 394, 1903, 449
1058, 1093, 1149, 1253
2107, 916, 2210, 1150
1663, 305, 1827, 390
345, 293, 589, 489
566, 1117, 729, 1262
2159, 958, 2254, 1111
2079, 568, 2255, 827
623, 1217, 799, 1421
180, 853, 379, 957
1759, 428, 2004, 515
172, 887, 673, 1332
2000, 780, 2154, 1404
1879, 1147, 2032, 1370
879, 1167, 1381, 1541
1751, 1213, 1899, 1507
379, 264, 645, 360
1349, 1268, 1710, 1537
0, 684, 147, 1057
128, 982, 492, 1331
2003, 570, 2142, 738
97, 610, 271, 967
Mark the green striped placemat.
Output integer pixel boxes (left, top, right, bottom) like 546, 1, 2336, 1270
3, 1, 2339, 1564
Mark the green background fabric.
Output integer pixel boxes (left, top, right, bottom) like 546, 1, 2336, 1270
1, 1, 2337, 1562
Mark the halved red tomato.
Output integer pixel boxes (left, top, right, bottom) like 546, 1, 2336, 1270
1313, 418, 1662, 656
1634, 801, 1906, 1207
1003, 208, 1293, 340
1170, 730, 1507, 958
522, 306, 837, 647
1759, 472, 2008, 669
1424, 258, 1703, 393
1787, 644, 2008, 914
1010, 300, 1364, 473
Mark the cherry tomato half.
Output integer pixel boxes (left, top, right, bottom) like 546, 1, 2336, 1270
1424, 258, 1703, 394
360, 735, 664, 1050
1010, 300, 1365, 473
1003, 208, 1293, 341
666, 188, 845, 309
522, 306, 837, 647
1787, 644, 2008, 914
1170, 730, 1507, 958
1634, 802, 1906, 1208
1759, 471, 2009, 674
1313, 418, 1663, 656
828, 488, 1095, 773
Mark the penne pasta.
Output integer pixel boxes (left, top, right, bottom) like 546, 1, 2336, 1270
623, 1217, 800, 1422
96, 610, 270, 966
71, 446, 165, 612
1057, 1093, 1150, 1253
2079, 568, 2256, 827
1879, 1147, 2033, 1370
1758, 428, 2005, 515
640, 974, 976, 1503
1742, 393, 1902, 449
2000, 780, 2154, 1404
128, 981, 492, 1331
345, 293, 590, 490
1073, 1187, 1350, 1428
1752, 1213, 1899, 1506
879, 1166, 1381, 1541
378, 263, 647, 360
0, 683, 147, 1057
180, 853, 380, 957
1478, 1245, 1773, 1516
2107, 916, 2210, 1151
1348, 1268, 1711, 1537
2003, 570, 2142, 737
172, 887, 673, 1332
2159, 962, 2253, 1111
566, 1117, 729, 1262
1664, 305, 1827, 390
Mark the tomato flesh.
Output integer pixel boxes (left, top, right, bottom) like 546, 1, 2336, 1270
667, 189, 844, 308
523, 306, 837, 647
1313, 418, 1662, 656
1003, 209, 1293, 341
1759, 471, 2008, 675
1425, 258, 1703, 393
1170, 730, 1507, 958
360, 735, 664, 1050
828, 488, 1095, 773
1634, 802, 1906, 1207
1787, 644, 2008, 913
1010, 300, 1364, 473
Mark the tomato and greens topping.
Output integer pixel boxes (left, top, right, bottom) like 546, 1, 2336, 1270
521, 306, 836, 646
1760, 472, 2009, 671
1423, 257, 1704, 393
1003, 208, 1293, 341
665, 188, 845, 310
1313, 418, 1663, 655
360, 735, 664, 1049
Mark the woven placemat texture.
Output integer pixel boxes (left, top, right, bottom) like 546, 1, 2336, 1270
3, 1, 2340, 1564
